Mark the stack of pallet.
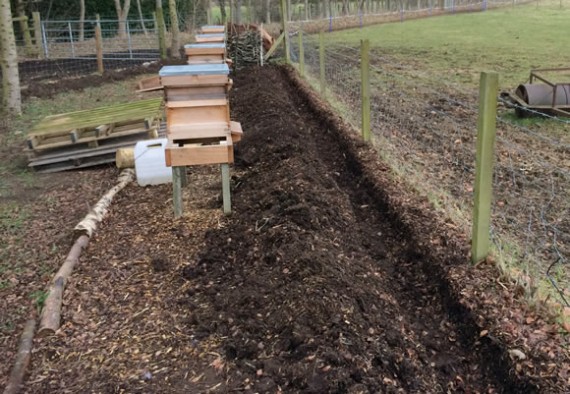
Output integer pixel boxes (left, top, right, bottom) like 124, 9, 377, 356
159, 25, 243, 216
26, 98, 162, 173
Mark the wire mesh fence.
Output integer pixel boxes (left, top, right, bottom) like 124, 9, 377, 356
292, 29, 570, 304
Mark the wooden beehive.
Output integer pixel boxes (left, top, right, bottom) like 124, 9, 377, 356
200, 25, 225, 34
159, 64, 238, 166
195, 33, 225, 43
185, 43, 226, 64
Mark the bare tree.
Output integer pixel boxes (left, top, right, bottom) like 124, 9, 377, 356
0, 0, 21, 115
79, 0, 85, 41
114, 0, 132, 38
168, 0, 180, 58
219, 0, 227, 23
136, 0, 148, 36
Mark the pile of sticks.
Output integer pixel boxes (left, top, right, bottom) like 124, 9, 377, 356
228, 30, 263, 71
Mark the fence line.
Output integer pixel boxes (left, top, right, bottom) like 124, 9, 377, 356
292, 27, 570, 306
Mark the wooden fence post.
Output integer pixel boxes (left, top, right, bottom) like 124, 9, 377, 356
155, 7, 167, 60
280, 0, 290, 63
360, 39, 371, 142
299, 30, 304, 77
95, 14, 104, 74
319, 30, 325, 95
16, 15, 36, 57
32, 12, 42, 59
471, 71, 499, 264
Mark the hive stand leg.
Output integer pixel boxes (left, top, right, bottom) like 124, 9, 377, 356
172, 166, 185, 218
221, 163, 231, 215
180, 166, 188, 187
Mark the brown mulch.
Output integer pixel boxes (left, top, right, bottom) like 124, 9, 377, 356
7, 65, 569, 393
0, 166, 118, 389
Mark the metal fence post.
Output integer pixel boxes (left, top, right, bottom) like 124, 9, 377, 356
126, 21, 133, 59
319, 31, 325, 96
68, 22, 75, 58
299, 30, 304, 77
41, 21, 49, 59
471, 71, 499, 264
360, 39, 371, 142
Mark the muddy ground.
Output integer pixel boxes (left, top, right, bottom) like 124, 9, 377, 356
5, 66, 569, 393
19, 56, 186, 100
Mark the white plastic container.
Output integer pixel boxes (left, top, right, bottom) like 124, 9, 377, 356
134, 138, 172, 186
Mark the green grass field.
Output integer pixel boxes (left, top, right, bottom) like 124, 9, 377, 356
327, 1, 570, 88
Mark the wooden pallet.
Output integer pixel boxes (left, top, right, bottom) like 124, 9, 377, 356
27, 98, 163, 150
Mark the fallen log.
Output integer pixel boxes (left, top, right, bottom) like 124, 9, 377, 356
38, 168, 135, 337
3, 319, 36, 394
74, 168, 135, 237
37, 235, 89, 337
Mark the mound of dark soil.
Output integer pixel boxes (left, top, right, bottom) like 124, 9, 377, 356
179, 66, 538, 393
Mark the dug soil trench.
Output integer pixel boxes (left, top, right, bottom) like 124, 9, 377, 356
179, 66, 537, 392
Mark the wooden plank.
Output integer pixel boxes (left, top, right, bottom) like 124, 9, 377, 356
195, 36, 225, 43
264, 32, 284, 60
230, 121, 243, 142
185, 47, 225, 56
168, 122, 230, 139
165, 98, 228, 108
165, 86, 228, 101
165, 139, 233, 166
186, 55, 226, 64
137, 76, 162, 92
160, 74, 231, 88
167, 105, 230, 125
200, 26, 225, 34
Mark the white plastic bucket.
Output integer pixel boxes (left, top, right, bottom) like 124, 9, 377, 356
134, 138, 172, 186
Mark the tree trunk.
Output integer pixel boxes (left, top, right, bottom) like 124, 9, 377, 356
168, 0, 180, 58
136, 0, 148, 36
114, 0, 132, 39
236, 0, 242, 23
79, 0, 85, 41
304, 0, 308, 19
219, 0, 227, 23
0, 0, 21, 115
265, 0, 270, 23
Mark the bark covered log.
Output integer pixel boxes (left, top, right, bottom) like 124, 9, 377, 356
3, 319, 36, 394
38, 169, 135, 337
37, 235, 89, 337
